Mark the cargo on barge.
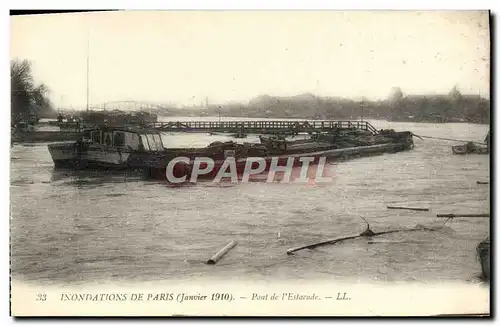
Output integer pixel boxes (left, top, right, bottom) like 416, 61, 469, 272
47, 124, 414, 181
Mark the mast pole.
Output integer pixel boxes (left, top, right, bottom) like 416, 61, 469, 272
86, 29, 90, 111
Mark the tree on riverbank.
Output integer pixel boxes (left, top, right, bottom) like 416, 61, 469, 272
187, 86, 489, 124
11, 59, 54, 127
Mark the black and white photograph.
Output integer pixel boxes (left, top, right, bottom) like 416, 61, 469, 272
9, 10, 491, 316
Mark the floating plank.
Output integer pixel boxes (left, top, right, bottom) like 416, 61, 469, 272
286, 225, 442, 255
206, 240, 237, 265
387, 206, 430, 212
477, 181, 489, 185
286, 234, 361, 255
436, 213, 489, 218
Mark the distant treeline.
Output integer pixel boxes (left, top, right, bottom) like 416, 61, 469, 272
172, 89, 489, 124
56, 92, 492, 125
11, 59, 56, 127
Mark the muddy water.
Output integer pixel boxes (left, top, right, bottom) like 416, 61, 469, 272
10, 120, 490, 284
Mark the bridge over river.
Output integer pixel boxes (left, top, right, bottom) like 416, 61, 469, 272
146, 120, 379, 135
54, 101, 379, 135
28, 119, 381, 142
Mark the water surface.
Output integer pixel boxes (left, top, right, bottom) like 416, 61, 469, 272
10, 120, 490, 284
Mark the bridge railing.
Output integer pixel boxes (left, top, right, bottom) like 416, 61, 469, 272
149, 120, 379, 134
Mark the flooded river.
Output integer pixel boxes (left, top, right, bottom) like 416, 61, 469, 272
10, 120, 490, 285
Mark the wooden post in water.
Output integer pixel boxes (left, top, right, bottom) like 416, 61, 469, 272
436, 213, 489, 218
206, 240, 237, 265
387, 206, 430, 212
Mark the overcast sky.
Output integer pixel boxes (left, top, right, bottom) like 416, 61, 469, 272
11, 11, 490, 109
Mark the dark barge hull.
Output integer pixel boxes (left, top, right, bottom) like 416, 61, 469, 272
477, 237, 490, 282
48, 128, 414, 181
48, 142, 166, 171
50, 140, 412, 181
452, 144, 489, 155
148, 141, 413, 180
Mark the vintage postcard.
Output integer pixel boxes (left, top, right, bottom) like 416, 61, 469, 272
10, 10, 490, 316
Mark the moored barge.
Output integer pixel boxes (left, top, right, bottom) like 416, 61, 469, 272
47, 125, 415, 181
477, 237, 490, 282
47, 127, 167, 170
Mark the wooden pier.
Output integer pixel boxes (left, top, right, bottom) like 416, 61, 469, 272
146, 120, 379, 135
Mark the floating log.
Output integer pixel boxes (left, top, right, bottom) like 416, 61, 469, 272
387, 205, 430, 212
286, 225, 442, 255
477, 181, 489, 185
436, 213, 489, 218
206, 240, 237, 265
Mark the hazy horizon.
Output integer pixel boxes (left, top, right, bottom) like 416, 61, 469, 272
11, 11, 490, 109
47, 89, 490, 112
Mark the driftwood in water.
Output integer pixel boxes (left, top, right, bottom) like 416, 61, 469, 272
387, 205, 430, 212
477, 181, 489, 185
286, 225, 442, 255
436, 213, 489, 218
206, 240, 237, 265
